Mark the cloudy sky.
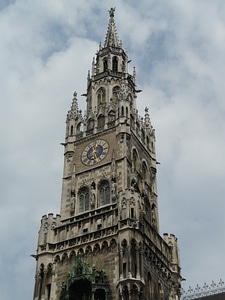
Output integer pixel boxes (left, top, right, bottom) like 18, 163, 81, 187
1, 0, 225, 299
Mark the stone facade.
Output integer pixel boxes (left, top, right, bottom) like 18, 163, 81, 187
32, 8, 182, 300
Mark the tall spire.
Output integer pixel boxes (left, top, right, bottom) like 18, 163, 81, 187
104, 7, 120, 48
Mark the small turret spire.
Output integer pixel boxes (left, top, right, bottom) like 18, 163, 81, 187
104, 7, 120, 48
67, 92, 78, 120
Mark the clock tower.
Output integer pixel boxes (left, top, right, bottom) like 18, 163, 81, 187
32, 8, 182, 300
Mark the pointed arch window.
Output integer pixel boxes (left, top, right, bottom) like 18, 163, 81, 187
79, 187, 90, 213
97, 114, 105, 128
87, 119, 94, 131
97, 87, 106, 109
103, 58, 108, 72
99, 180, 110, 206
112, 56, 118, 72
112, 86, 120, 104
108, 110, 116, 128
70, 125, 74, 136
121, 106, 124, 117
132, 149, 138, 170
142, 161, 147, 180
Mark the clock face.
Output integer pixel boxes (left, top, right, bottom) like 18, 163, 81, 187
81, 140, 109, 165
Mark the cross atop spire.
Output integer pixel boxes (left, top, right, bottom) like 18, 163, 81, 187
104, 7, 120, 48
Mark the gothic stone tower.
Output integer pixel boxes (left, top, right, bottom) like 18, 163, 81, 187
32, 8, 182, 300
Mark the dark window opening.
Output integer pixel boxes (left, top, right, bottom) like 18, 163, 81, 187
123, 262, 127, 278
70, 125, 73, 136
112, 57, 118, 72
131, 208, 134, 219
103, 59, 108, 71
99, 181, 110, 206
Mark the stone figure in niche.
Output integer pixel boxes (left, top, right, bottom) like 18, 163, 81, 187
91, 186, 96, 209
121, 198, 127, 219
111, 181, 117, 202
122, 198, 127, 209
151, 206, 156, 226
44, 222, 48, 231
131, 179, 139, 192
70, 194, 76, 211
130, 197, 135, 206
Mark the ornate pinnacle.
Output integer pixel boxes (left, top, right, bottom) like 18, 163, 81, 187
144, 107, 151, 127
109, 7, 115, 18
67, 91, 79, 120
104, 7, 120, 48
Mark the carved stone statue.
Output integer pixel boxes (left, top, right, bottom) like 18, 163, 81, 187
70, 196, 76, 210
91, 186, 96, 209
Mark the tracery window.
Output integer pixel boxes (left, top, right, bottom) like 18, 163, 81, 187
97, 87, 106, 109
99, 180, 110, 206
79, 187, 90, 213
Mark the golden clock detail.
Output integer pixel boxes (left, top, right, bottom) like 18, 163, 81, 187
81, 140, 109, 165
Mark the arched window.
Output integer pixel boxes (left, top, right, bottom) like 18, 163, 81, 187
97, 87, 106, 109
131, 284, 138, 300
144, 197, 151, 223
148, 273, 154, 299
112, 86, 120, 104
99, 180, 110, 206
142, 161, 147, 180
132, 149, 138, 170
87, 119, 94, 130
97, 115, 105, 128
112, 56, 118, 72
79, 187, 90, 213
70, 125, 73, 136
122, 285, 129, 300
158, 282, 164, 300
103, 58, 108, 72
121, 106, 124, 117
131, 240, 137, 278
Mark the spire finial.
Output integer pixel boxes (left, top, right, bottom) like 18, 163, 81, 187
109, 7, 115, 18
104, 7, 120, 48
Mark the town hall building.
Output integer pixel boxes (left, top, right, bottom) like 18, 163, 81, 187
32, 8, 182, 300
